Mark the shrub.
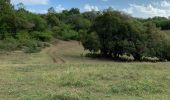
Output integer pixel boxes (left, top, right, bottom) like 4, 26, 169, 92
52, 26, 61, 38
85, 53, 101, 58
16, 31, 31, 41
0, 38, 19, 51
21, 39, 42, 53
30, 31, 52, 42
142, 57, 159, 62
52, 24, 79, 40
61, 29, 79, 40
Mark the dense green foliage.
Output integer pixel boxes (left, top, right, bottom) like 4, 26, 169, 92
81, 11, 170, 61
144, 17, 170, 30
0, 1, 51, 52
0, 0, 95, 53
1, 0, 170, 61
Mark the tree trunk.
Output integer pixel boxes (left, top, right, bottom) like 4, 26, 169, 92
133, 53, 142, 61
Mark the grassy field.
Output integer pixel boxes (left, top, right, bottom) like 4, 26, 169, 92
0, 40, 170, 100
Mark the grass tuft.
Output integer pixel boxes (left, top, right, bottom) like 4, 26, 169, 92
111, 80, 165, 96
59, 75, 94, 87
49, 92, 80, 100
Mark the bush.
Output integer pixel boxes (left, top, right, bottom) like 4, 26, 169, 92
52, 24, 79, 40
16, 31, 31, 41
61, 29, 79, 40
52, 26, 61, 38
85, 53, 101, 58
21, 39, 42, 53
0, 38, 20, 51
142, 57, 159, 62
0, 31, 51, 53
30, 31, 52, 42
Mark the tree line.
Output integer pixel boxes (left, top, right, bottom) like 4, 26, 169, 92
1, 0, 170, 61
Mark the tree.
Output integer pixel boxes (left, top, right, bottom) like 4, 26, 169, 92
91, 11, 131, 57
66, 15, 91, 31
32, 15, 47, 31
0, 0, 12, 15
82, 10, 147, 60
81, 32, 100, 53
16, 2, 26, 11
48, 7, 56, 14
69, 8, 80, 14
144, 17, 170, 30
144, 22, 170, 60
0, 0, 18, 34
47, 7, 60, 28
83, 11, 100, 21
124, 20, 146, 61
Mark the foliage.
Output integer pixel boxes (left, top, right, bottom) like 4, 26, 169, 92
81, 10, 170, 61
21, 39, 42, 53
30, 31, 52, 42
52, 24, 79, 40
0, 38, 20, 51
144, 17, 170, 30
81, 32, 100, 52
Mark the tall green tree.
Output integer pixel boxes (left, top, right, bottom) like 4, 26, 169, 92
46, 7, 60, 28
0, 0, 18, 36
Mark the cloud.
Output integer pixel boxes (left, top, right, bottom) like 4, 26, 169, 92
160, 1, 170, 8
55, 4, 65, 12
123, 1, 170, 18
11, 0, 49, 5
28, 9, 47, 14
28, 4, 65, 13
122, 7, 133, 14
84, 4, 99, 11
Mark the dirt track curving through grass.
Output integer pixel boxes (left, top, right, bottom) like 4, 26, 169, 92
0, 40, 109, 65
42, 40, 83, 64
47, 47, 66, 64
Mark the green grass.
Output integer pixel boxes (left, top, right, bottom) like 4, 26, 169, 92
0, 40, 169, 100
0, 63, 169, 100
111, 80, 165, 96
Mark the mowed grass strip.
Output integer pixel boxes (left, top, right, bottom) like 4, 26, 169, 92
0, 63, 169, 100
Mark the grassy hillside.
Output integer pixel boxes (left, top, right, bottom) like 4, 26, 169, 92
0, 40, 170, 100
0, 40, 113, 65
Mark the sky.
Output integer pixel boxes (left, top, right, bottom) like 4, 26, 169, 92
10, 0, 170, 18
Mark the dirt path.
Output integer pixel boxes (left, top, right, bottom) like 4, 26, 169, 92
0, 40, 136, 65
0, 40, 86, 65
42, 40, 82, 64
47, 46, 66, 64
